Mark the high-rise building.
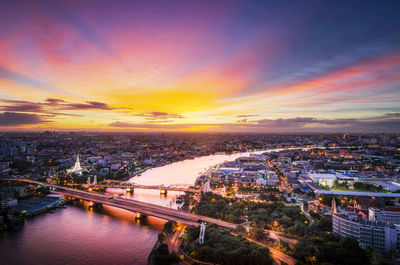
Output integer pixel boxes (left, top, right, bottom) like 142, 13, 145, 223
333, 212, 400, 253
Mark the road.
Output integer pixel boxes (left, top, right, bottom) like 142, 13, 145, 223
266, 229, 299, 245
5, 178, 298, 265
299, 202, 315, 224
2, 178, 237, 229
283, 202, 315, 225
245, 237, 297, 265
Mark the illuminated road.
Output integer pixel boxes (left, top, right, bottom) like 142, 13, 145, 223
266, 230, 299, 245
299, 202, 315, 224
2, 179, 237, 229
245, 236, 296, 265
4, 178, 297, 265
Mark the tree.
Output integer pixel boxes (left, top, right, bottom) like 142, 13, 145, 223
164, 221, 174, 234
183, 226, 273, 265
293, 236, 371, 265
250, 227, 266, 241
235, 224, 246, 233
198, 246, 214, 262
158, 232, 166, 243
153, 243, 179, 265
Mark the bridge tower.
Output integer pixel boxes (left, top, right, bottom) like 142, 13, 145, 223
135, 212, 146, 219
87, 176, 91, 186
160, 185, 167, 195
93, 175, 97, 185
199, 222, 206, 244
88, 201, 102, 208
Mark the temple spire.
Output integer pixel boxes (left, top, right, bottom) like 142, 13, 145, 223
332, 197, 337, 214
69, 153, 83, 173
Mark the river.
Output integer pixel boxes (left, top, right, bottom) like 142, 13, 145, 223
128, 150, 275, 186
0, 149, 282, 265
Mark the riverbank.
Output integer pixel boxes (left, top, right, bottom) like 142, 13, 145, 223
128, 147, 311, 186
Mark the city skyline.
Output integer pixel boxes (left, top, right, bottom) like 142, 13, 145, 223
1, 0, 400, 132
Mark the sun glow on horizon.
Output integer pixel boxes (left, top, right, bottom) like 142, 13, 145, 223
0, 1, 399, 132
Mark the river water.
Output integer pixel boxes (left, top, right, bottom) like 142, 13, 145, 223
0, 149, 279, 265
129, 150, 273, 186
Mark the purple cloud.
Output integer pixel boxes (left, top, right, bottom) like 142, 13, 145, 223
0, 112, 49, 126
0, 98, 115, 113
62, 101, 114, 110
109, 115, 400, 133
134, 111, 184, 120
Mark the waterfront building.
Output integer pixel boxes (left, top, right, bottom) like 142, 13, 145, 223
218, 167, 243, 174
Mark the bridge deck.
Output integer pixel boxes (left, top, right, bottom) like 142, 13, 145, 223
2, 179, 236, 229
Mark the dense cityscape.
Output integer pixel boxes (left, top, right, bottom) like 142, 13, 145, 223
1, 0, 400, 264
0, 132, 399, 264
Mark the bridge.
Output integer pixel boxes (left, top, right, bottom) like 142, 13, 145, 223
1, 178, 235, 229
94, 181, 200, 193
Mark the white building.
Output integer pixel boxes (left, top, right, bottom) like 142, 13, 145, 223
308, 173, 337, 187
218, 167, 243, 174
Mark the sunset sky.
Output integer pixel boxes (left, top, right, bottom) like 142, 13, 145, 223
0, 0, 399, 132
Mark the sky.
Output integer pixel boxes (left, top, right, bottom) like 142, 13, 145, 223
0, 0, 400, 132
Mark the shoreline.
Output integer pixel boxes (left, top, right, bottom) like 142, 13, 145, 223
127, 146, 317, 186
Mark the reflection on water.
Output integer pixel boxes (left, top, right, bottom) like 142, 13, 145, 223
0, 149, 288, 265
0, 200, 165, 265
106, 188, 185, 209
129, 150, 277, 186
